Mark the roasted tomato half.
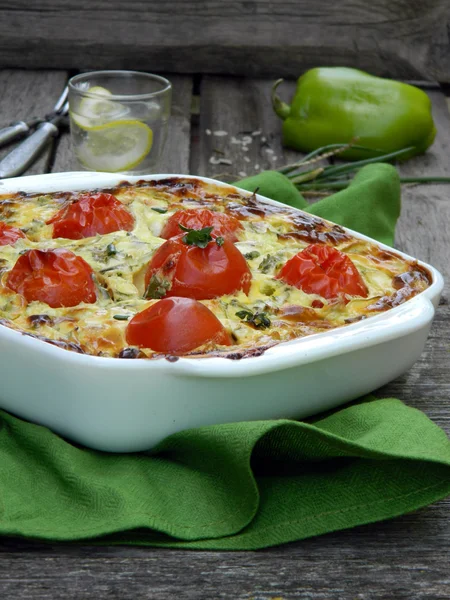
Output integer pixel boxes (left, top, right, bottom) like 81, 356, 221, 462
48, 193, 134, 239
126, 297, 232, 354
0, 222, 26, 246
277, 243, 368, 299
6, 248, 97, 308
160, 209, 243, 242
145, 233, 252, 301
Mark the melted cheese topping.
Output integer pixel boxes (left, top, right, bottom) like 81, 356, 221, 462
0, 178, 432, 359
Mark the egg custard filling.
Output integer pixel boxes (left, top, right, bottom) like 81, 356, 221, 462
0, 177, 432, 359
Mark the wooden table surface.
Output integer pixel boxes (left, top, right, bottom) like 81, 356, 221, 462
0, 69, 449, 600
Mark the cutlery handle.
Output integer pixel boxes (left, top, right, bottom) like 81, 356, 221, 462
0, 122, 59, 178
0, 121, 30, 148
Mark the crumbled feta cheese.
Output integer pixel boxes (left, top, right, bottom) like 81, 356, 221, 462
209, 156, 233, 165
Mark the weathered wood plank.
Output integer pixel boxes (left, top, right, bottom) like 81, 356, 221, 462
0, 69, 68, 176
52, 75, 193, 175
0, 1, 449, 81
191, 76, 299, 179
157, 76, 193, 174
1, 515, 450, 600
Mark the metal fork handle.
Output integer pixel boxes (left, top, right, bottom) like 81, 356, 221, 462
0, 121, 30, 148
53, 85, 69, 114
0, 122, 59, 179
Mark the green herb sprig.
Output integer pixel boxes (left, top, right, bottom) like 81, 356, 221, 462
179, 224, 214, 248
179, 224, 224, 248
236, 309, 271, 329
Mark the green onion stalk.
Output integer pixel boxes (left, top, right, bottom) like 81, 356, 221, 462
276, 142, 450, 194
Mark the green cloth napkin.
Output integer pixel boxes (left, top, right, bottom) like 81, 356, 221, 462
1, 164, 449, 550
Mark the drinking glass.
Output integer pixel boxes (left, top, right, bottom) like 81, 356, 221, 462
68, 71, 172, 174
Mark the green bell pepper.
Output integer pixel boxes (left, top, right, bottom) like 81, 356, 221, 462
272, 67, 436, 160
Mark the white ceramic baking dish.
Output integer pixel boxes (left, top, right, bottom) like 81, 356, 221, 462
0, 172, 444, 452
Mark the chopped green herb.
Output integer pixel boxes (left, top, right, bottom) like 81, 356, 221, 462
144, 274, 171, 299
236, 309, 271, 329
260, 283, 276, 296
244, 250, 260, 260
106, 243, 117, 256
91, 243, 120, 263
251, 312, 271, 329
151, 207, 168, 214
258, 254, 282, 274
216, 236, 225, 247
179, 224, 214, 248
113, 314, 130, 321
236, 309, 253, 320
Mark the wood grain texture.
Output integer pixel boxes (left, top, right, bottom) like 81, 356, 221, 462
191, 77, 300, 179
51, 75, 193, 174
0, 70, 68, 176
157, 76, 193, 174
1, 522, 450, 599
0, 1, 449, 80
0, 75, 449, 600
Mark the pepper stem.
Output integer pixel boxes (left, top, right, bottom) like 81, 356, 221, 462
271, 79, 291, 120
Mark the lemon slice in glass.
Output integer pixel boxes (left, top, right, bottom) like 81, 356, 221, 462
73, 86, 130, 128
75, 119, 153, 172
